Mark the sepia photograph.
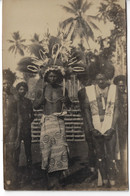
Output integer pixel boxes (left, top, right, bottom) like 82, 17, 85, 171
2, 0, 128, 191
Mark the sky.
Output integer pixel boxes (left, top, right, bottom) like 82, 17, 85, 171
2, 0, 125, 73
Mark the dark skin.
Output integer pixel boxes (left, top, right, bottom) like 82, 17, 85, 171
17, 86, 27, 98
3, 79, 17, 142
3, 79, 12, 94
118, 80, 125, 94
33, 71, 71, 189
33, 71, 71, 114
15, 86, 27, 149
15, 86, 34, 149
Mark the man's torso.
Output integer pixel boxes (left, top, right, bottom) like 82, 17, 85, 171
44, 84, 63, 115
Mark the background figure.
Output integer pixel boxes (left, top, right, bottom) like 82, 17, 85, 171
84, 71, 119, 188
33, 68, 71, 189
78, 87, 97, 174
15, 82, 34, 183
3, 69, 18, 189
113, 75, 128, 186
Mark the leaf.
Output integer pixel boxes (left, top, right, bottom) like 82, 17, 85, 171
7, 40, 15, 43
66, 21, 74, 38
17, 45, 24, 56
28, 44, 45, 58
87, 15, 98, 20
8, 45, 15, 52
61, 5, 76, 14
82, 1, 92, 13
71, 21, 79, 41
88, 20, 101, 32
20, 39, 26, 42
21, 44, 27, 50
68, 1, 78, 11
34, 33, 40, 41
81, 19, 94, 40
60, 17, 74, 29
77, 0, 83, 9
12, 31, 21, 41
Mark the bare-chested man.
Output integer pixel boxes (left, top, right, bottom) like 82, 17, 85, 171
33, 68, 71, 189
3, 69, 18, 189
114, 75, 128, 186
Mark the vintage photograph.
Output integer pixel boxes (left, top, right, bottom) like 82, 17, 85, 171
2, 0, 128, 191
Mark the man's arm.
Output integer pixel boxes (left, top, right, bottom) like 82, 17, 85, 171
30, 100, 35, 122
33, 89, 45, 109
78, 88, 94, 132
61, 88, 71, 109
112, 87, 119, 129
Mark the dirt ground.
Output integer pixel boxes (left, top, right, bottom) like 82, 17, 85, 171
7, 142, 128, 191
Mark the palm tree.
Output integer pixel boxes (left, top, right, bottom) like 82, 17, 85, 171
60, 0, 100, 48
8, 31, 26, 56
97, 0, 121, 23
30, 33, 43, 44
97, 0, 125, 36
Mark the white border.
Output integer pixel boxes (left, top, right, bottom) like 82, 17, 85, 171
0, 0, 130, 195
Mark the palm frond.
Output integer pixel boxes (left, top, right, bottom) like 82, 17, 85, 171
61, 5, 76, 14
82, 1, 92, 13
60, 17, 74, 29
66, 21, 74, 38
12, 31, 21, 41
87, 15, 98, 20
33, 33, 40, 41
68, 1, 78, 11
28, 44, 45, 58
71, 21, 79, 41
8, 45, 15, 53
20, 44, 27, 50
104, 0, 119, 4
17, 45, 24, 56
97, 3, 108, 23
7, 40, 15, 43
87, 19, 101, 32
77, 0, 83, 9
81, 19, 94, 40
20, 39, 26, 42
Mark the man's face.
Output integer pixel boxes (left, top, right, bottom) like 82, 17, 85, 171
96, 74, 107, 89
18, 86, 26, 97
3, 79, 12, 93
48, 72, 57, 85
118, 80, 125, 93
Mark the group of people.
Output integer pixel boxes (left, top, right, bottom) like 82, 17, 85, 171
3, 70, 34, 189
3, 65, 127, 190
78, 72, 127, 187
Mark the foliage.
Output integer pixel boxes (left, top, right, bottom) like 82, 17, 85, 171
30, 33, 43, 44
60, 0, 100, 46
97, 0, 126, 37
8, 31, 26, 56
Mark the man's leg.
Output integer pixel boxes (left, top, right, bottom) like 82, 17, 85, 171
93, 136, 108, 186
86, 131, 96, 171
24, 134, 32, 168
105, 132, 117, 186
23, 134, 32, 185
5, 142, 18, 189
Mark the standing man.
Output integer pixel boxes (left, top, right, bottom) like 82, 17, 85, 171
15, 82, 34, 177
33, 68, 71, 189
3, 69, 18, 189
78, 83, 97, 175
114, 75, 128, 186
82, 71, 119, 187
